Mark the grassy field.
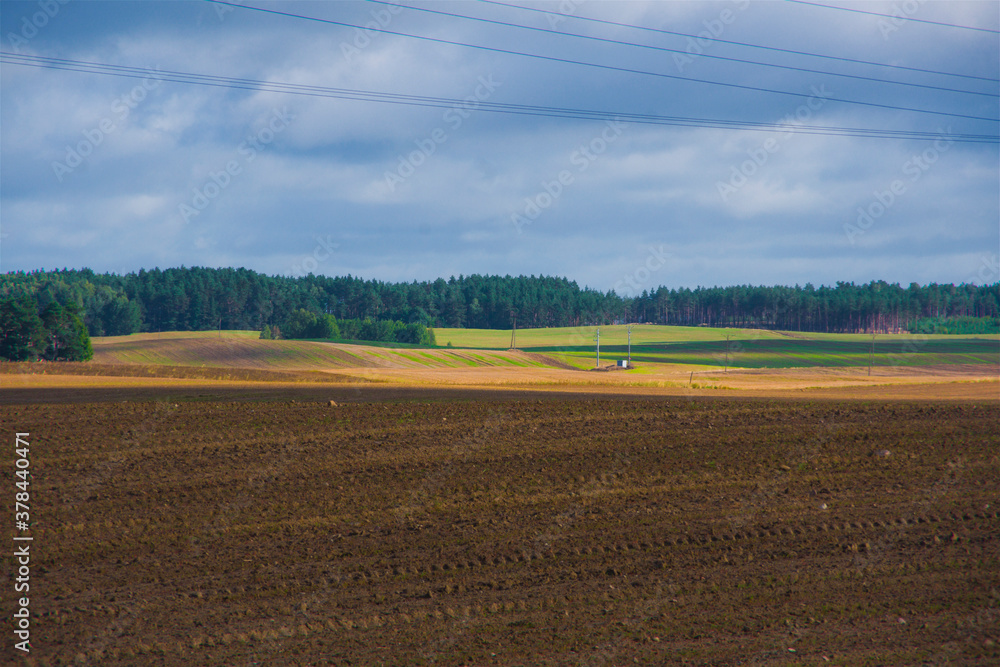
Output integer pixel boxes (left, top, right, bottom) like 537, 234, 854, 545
432, 324, 770, 348
434, 325, 1000, 370
92, 327, 999, 372
432, 324, 1000, 348
541, 337, 1000, 370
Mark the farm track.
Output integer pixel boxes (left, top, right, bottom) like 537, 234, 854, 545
2, 397, 998, 665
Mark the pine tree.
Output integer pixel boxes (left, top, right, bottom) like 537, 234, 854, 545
40, 302, 93, 361
0, 297, 46, 361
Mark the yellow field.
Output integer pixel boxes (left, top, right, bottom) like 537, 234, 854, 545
4, 363, 997, 401
90, 331, 556, 371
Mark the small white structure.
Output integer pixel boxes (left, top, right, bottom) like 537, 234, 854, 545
617, 359, 629, 368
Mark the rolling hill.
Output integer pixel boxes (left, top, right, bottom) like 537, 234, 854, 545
90, 331, 562, 372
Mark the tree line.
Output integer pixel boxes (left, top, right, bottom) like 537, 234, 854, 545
907, 315, 1000, 335
1, 267, 997, 339
0, 296, 92, 361
627, 282, 999, 334
272, 309, 436, 345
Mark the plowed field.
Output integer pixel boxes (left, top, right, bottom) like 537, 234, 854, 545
2, 395, 998, 665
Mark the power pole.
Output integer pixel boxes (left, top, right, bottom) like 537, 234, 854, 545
509, 310, 517, 350
595, 327, 600, 368
868, 332, 876, 376
627, 323, 633, 367
724, 332, 732, 373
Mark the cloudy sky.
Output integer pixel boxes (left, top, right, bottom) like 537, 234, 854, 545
1, 0, 997, 294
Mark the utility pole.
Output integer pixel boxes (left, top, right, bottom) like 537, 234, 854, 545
868, 332, 876, 376
595, 327, 600, 368
724, 332, 732, 373
509, 310, 517, 350
627, 323, 633, 367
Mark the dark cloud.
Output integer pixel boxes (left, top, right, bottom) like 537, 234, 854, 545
1, 0, 997, 289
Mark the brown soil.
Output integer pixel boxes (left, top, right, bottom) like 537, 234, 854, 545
1, 394, 997, 665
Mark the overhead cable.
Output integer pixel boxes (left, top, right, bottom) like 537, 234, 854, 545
783, 0, 1000, 34
366, 0, 994, 98
477, 0, 999, 83
204, 1, 998, 124
3, 53, 996, 144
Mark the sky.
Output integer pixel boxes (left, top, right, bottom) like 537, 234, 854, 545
1, 0, 998, 295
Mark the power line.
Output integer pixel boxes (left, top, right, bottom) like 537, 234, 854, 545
477, 0, 1000, 83
205, 1, 998, 124
783, 0, 1000, 34
365, 0, 995, 98
4, 52, 996, 144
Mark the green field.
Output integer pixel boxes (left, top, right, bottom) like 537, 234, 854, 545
433, 324, 766, 348
88, 326, 999, 372
432, 325, 1000, 370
